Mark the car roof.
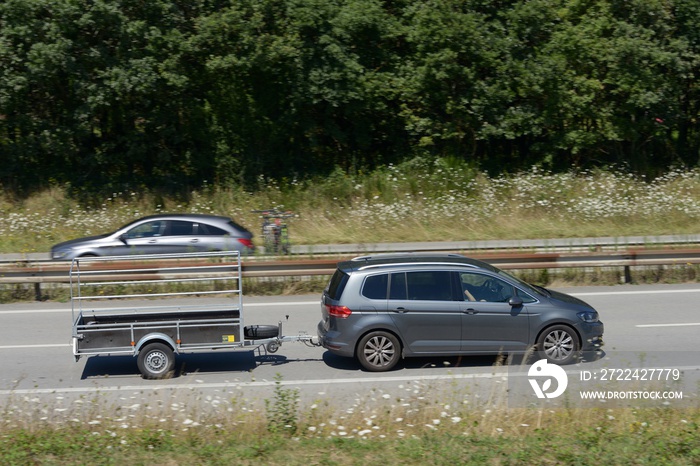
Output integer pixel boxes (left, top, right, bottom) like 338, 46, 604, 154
337, 253, 500, 274
117, 213, 250, 233
128, 213, 232, 222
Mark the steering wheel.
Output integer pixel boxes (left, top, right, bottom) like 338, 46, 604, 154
481, 279, 504, 301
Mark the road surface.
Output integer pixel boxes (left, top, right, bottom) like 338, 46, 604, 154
1, 284, 699, 419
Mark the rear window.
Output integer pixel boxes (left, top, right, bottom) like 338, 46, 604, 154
326, 269, 350, 300
227, 220, 250, 234
362, 274, 388, 299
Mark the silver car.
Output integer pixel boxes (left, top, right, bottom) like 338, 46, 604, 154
318, 253, 604, 371
51, 214, 254, 260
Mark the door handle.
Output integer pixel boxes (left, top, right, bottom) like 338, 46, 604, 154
393, 307, 408, 313
463, 308, 478, 315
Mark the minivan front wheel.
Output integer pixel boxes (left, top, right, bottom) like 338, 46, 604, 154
357, 331, 401, 372
536, 325, 580, 365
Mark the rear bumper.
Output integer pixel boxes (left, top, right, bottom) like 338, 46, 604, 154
317, 321, 354, 358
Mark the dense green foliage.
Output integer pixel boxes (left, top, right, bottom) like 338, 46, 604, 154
2, 0, 699, 197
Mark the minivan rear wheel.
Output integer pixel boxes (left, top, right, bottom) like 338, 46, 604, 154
357, 331, 401, 372
536, 325, 580, 365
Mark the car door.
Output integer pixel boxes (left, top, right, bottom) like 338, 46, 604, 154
458, 272, 531, 352
148, 220, 204, 253
386, 270, 463, 354
115, 220, 170, 255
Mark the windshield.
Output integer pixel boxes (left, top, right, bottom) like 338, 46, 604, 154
496, 269, 547, 297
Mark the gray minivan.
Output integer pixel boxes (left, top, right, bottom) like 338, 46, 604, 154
318, 254, 604, 371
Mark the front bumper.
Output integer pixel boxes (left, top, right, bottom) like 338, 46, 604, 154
580, 321, 605, 352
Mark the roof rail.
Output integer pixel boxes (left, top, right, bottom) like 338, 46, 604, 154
351, 252, 465, 262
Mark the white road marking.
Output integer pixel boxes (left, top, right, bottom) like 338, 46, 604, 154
2, 290, 699, 349
572, 289, 700, 297
0, 344, 70, 349
636, 322, 700, 328
4, 288, 700, 315
2, 365, 700, 397
0, 371, 505, 396
0, 301, 320, 314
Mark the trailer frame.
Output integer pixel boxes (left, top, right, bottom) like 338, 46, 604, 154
70, 250, 318, 378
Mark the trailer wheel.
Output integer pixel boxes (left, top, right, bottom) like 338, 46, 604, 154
244, 325, 279, 339
266, 341, 280, 353
137, 342, 175, 379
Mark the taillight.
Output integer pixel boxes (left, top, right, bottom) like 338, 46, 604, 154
238, 238, 254, 249
326, 304, 352, 318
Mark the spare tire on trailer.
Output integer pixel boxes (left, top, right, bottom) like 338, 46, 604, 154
244, 325, 279, 339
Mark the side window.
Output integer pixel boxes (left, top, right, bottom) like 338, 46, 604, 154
362, 274, 388, 300
460, 272, 514, 303
389, 272, 407, 300
197, 223, 227, 235
169, 221, 195, 236
406, 271, 454, 301
125, 221, 165, 238
515, 288, 538, 304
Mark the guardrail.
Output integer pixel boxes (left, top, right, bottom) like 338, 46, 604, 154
3, 248, 700, 300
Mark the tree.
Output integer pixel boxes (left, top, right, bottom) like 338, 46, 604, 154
2, 0, 700, 197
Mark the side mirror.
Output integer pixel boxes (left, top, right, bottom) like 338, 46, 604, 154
119, 234, 129, 245
508, 296, 524, 307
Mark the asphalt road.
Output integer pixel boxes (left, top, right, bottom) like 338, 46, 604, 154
1, 284, 699, 416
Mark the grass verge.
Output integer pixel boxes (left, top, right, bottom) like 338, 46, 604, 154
2, 161, 700, 254
2, 384, 698, 465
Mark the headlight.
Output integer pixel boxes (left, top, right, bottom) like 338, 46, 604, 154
577, 311, 599, 323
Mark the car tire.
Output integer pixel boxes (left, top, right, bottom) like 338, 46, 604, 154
244, 325, 279, 339
137, 342, 175, 379
357, 331, 401, 372
536, 325, 580, 365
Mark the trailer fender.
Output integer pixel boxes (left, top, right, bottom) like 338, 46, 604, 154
135, 333, 178, 354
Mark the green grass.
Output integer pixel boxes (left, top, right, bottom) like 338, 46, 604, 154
2, 386, 698, 465
2, 160, 700, 254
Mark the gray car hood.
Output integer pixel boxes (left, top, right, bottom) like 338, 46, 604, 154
52, 234, 110, 249
546, 289, 593, 309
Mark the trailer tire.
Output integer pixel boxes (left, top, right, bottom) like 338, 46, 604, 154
137, 342, 175, 379
244, 325, 279, 339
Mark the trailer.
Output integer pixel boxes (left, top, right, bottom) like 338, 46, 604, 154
70, 251, 318, 379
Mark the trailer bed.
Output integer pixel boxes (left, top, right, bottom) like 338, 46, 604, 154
74, 307, 243, 354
